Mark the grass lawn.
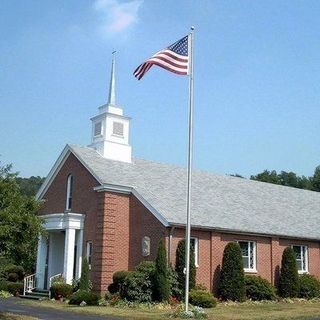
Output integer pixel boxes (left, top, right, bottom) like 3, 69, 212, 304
0, 313, 38, 320
18, 299, 320, 320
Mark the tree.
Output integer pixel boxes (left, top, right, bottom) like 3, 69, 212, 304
218, 242, 245, 301
0, 162, 44, 272
79, 257, 90, 291
16, 176, 45, 197
175, 239, 196, 295
153, 239, 170, 301
278, 247, 299, 298
251, 170, 280, 185
312, 166, 320, 192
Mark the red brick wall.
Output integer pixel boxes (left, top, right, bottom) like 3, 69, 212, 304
39, 152, 320, 296
92, 191, 167, 294
169, 228, 320, 295
38, 153, 100, 254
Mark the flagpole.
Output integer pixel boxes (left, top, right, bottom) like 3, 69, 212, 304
184, 26, 194, 313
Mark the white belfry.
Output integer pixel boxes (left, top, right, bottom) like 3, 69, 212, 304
89, 52, 132, 163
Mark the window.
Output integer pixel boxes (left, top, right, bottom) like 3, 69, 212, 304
66, 175, 73, 210
190, 237, 199, 267
291, 245, 308, 273
112, 121, 124, 136
86, 241, 93, 270
237, 241, 256, 272
94, 122, 102, 136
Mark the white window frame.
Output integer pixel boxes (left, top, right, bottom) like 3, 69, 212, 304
190, 237, 199, 267
65, 174, 73, 210
237, 240, 257, 273
86, 241, 93, 270
291, 245, 308, 274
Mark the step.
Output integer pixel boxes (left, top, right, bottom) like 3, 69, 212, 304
32, 289, 50, 295
26, 291, 49, 297
19, 294, 48, 300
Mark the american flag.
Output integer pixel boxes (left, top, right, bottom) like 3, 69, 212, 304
134, 35, 189, 80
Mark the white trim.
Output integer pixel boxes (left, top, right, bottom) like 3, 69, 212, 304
291, 244, 309, 273
42, 213, 85, 230
66, 174, 73, 210
237, 240, 257, 272
190, 237, 199, 267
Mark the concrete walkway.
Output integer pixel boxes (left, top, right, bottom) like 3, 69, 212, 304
0, 297, 122, 320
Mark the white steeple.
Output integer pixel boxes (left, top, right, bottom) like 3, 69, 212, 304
88, 52, 132, 163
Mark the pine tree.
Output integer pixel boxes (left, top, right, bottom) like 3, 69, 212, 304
218, 242, 245, 301
79, 257, 90, 291
278, 247, 299, 297
175, 239, 196, 294
153, 239, 170, 301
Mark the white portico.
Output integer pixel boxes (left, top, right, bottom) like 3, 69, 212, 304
36, 213, 85, 289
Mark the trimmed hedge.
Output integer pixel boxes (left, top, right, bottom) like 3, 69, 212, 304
189, 289, 217, 308
218, 242, 245, 301
50, 283, 73, 299
299, 274, 320, 299
4, 265, 24, 282
108, 271, 131, 294
6, 282, 23, 295
0, 280, 8, 291
245, 275, 277, 301
278, 247, 299, 298
69, 290, 100, 306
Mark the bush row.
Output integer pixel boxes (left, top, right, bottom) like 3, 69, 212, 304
0, 280, 23, 295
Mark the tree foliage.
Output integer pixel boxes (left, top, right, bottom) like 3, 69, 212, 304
0, 163, 44, 273
16, 176, 45, 197
79, 257, 90, 291
250, 166, 320, 192
218, 242, 245, 301
278, 247, 300, 298
175, 239, 196, 295
153, 239, 170, 301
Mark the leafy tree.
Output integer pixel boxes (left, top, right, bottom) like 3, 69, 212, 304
175, 239, 196, 294
251, 170, 279, 185
153, 239, 170, 301
218, 242, 245, 301
16, 176, 45, 197
79, 257, 90, 291
278, 247, 299, 298
0, 162, 44, 272
312, 166, 320, 192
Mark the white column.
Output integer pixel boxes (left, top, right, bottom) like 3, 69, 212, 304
63, 228, 76, 284
36, 234, 47, 289
76, 229, 84, 279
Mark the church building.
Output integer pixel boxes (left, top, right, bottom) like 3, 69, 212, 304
35, 56, 320, 295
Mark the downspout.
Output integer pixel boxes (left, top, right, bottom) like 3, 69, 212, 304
168, 226, 175, 266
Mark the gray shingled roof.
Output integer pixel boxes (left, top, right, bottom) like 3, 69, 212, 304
69, 144, 320, 240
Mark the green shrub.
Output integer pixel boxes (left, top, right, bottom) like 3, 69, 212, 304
108, 271, 130, 294
6, 281, 23, 295
218, 242, 245, 301
69, 290, 100, 306
278, 247, 299, 298
299, 274, 320, 299
121, 271, 153, 302
189, 289, 217, 308
245, 275, 277, 300
7, 273, 19, 282
153, 239, 170, 302
168, 265, 182, 299
79, 258, 90, 291
0, 280, 8, 291
135, 261, 156, 275
4, 265, 24, 281
175, 239, 196, 294
50, 283, 73, 299
0, 290, 12, 298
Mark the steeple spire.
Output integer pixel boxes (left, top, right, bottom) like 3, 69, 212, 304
107, 51, 116, 106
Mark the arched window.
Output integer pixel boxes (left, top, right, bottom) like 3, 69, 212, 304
66, 174, 73, 210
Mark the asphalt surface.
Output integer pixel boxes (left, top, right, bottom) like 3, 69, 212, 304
0, 297, 122, 320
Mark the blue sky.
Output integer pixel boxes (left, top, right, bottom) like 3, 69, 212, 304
1, 0, 319, 178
